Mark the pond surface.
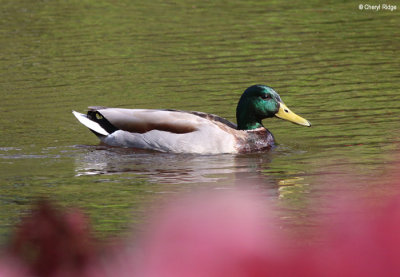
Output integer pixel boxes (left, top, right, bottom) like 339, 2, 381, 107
1, 1, 399, 242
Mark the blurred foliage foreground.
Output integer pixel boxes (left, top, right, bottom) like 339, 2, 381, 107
1, 162, 400, 277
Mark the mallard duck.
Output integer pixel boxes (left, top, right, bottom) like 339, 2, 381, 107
73, 85, 310, 154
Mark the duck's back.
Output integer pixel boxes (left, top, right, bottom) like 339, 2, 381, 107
87, 108, 239, 154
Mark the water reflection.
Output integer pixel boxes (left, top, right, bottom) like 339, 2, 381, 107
74, 146, 277, 185
73, 145, 316, 225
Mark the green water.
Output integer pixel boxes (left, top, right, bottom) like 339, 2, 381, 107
1, 0, 399, 242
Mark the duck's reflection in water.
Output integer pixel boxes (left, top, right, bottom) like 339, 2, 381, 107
74, 146, 277, 188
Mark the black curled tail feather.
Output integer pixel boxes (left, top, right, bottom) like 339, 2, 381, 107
87, 110, 119, 134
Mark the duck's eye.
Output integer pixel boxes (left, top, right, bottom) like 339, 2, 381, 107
261, 94, 271, 100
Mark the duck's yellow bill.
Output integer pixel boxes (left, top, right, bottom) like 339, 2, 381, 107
275, 103, 311, 127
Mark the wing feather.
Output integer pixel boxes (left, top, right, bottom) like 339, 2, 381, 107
93, 108, 201, 134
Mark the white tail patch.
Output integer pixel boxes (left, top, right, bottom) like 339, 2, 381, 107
72, 111, 109, 136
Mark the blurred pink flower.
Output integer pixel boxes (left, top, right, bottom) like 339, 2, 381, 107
129, 190, 284, 277
2, 168, 400, 277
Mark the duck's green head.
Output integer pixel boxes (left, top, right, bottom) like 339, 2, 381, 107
236, 85, 311, 130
